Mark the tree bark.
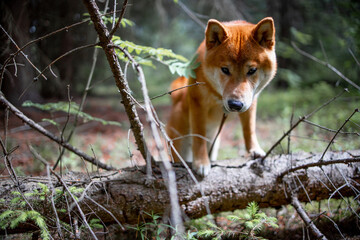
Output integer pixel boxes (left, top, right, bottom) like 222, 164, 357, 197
0, 150, 359, 234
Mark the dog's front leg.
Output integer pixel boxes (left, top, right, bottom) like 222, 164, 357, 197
239, 97, 266, 159
189, 102, 211, 177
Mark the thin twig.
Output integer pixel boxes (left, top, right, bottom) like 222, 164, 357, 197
319, 108, 359, 162
262, 88, 348, 161
54, 1, 111, 171
149, 81, 205, 101
83, 0, 150, 164
0, 24, 47, 82
109, 34, 185, 232
29, 145, 64, 239
348, 48, 360, 68
86, 195, 125, 230
37, 155, 98, 240
303, 119, 360, 136
0, 92, 114, 170
0, 9, 124, 88
108, 0, 128, 38
292, 41, 360, 91
278, 156, 360, 180
35, 43, 98, 80
291, 194, 328, 240
176, 0, 206, 29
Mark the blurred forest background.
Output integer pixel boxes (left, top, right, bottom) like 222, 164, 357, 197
1, 1, 360, 239
1, 0, 359, 163
1, 0, 359, 100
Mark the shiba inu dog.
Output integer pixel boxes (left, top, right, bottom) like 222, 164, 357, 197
166, 17, 277, 176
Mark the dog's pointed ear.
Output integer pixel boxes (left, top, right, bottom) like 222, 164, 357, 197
205, 19, 228, 50
252, 17, 275, 50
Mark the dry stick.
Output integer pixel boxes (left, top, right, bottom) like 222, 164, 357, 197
278, 156, 360, 180
82, 0, 150, 164
208, 113, 227, 158
0, 24, 47, 84
0, 9, 124, 87
303, 119, 360, 136
348, 48, 360, 68
108, 0, 128, 38
112, 43, 185, 233
287, 111, 294, 154
177, 0, 206, 29
0, 139, 41, 233
292, 41, 360, 91
0, 92, 114, 170
149, 81, 205, 101
35, 43, 98, 80
319, 108, 359, 162
19, 43, 97, 100
29, 145, 64, 239
54, 0, 112, 171
54, 85, 73, 172
262, 88, 348, 161
36, 155, 98, 240
291, 194, 328, 240
150, 104, 212, 217
85, 195, 125, 231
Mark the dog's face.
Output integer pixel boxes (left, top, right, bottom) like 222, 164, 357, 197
203, 18, 277, 113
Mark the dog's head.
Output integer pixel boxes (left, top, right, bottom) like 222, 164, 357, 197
203, 17, 277, 113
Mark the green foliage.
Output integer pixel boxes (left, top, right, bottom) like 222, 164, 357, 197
187, 202, 278, 240
89, 218, 103, 229
129, 211, 176, 240
0, 183, 89, 239
0, 210, 49, 240
130, 203, 278, 239
112, 36, 199, 78
83, 13, 134, 28
22, 100, 121, 127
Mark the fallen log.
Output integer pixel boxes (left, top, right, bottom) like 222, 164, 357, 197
0, 150, 359, 234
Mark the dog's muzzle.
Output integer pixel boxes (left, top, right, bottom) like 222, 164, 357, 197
227, 99, 244, 112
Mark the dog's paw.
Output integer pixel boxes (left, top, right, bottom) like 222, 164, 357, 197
192, 162, 211, 177
249, 147, 266, 159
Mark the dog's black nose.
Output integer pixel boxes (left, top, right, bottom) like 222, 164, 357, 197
227, 99, 244, 111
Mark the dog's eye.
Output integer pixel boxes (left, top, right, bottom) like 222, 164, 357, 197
247, 67, 257, 75
221, 67, 230, 75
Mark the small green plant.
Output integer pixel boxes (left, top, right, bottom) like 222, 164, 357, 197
129, 211, 177, 240
22, 100, 122, 127
0, 210, 49, 239
189, 202, 278, 240
0, 183, 87, 239
228, 202, 279, 238
130, 203, 278, 240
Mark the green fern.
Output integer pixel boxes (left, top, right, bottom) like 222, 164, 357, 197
0, 210, 49, 240
112, 36, 200, 78
22, 100, 121, 127
83, 13, 134, 28
89, 218, 103, 229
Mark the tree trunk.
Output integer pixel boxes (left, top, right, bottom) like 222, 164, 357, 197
0, 150, 359, 234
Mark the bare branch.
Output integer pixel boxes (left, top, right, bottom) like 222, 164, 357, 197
149, 81, 205, 101
0, 92, 115, 170
278, 156, 360, 180
82, 0, 151, 164
262, 88, 348, 161
292, 41, 360, 91
291, 194, 328, 240
319, 108, 359, 161
0, 24, 47, 83
108, 0, 128, 38
35, 43, 98, 79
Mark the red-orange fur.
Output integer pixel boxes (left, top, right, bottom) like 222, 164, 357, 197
166, 18, 277, 176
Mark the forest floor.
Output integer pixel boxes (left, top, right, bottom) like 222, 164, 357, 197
2, 95, 360, 240
3, 97, 276, 175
